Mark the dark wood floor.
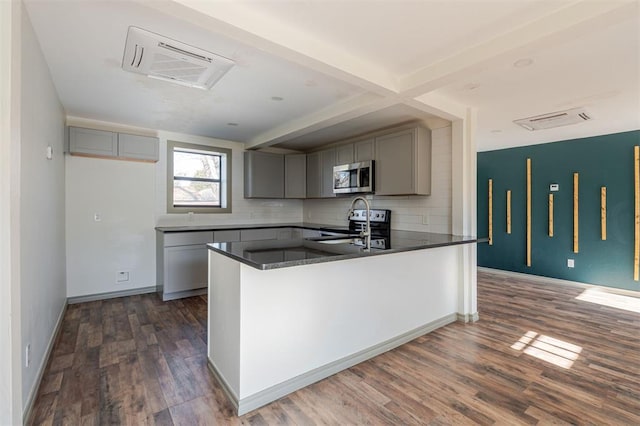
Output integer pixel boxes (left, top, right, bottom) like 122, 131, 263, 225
29, 271, 640, 425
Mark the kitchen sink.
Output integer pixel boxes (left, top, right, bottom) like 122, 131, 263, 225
314, 237, 362, 245
305, 234, 388, 250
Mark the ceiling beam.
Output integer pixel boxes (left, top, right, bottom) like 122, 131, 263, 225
141, 0, 398, 97
143, 0, 637, 148
245, 93, 397, 149
398, 0, 638, 98
404, 94, 467, 122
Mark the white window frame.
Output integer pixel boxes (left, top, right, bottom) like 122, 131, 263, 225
167, 140, 232, 213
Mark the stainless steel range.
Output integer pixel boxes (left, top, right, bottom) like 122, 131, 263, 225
348, 209, 391, 250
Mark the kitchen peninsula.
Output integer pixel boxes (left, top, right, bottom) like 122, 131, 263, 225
206, 226, 477, 415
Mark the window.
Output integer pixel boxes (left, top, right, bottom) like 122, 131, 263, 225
167, 141, 232, 213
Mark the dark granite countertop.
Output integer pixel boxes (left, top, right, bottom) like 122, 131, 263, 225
207, 230, 477, 270
155, 222, 351, 233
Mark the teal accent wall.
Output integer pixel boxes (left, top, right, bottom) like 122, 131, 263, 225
478, 130, 640, 291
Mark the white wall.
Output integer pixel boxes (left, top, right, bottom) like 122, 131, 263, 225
303, 126, 453, 233
65, 122, 303, 298
65, 157, 156, 297
155, 131, 303, 227
0, 0, 20, 423
19, 5, 67, 418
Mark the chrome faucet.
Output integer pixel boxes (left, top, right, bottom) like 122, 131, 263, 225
348, 196, 371, 251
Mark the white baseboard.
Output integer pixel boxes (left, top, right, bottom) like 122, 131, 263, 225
161, 287, 207, 301
207, 360, 239, 414
478, 267, 640, 296
457, 312, 479, 323
67, 285, 157, 304
22, 299, 67, 424
208, 313, 457, 416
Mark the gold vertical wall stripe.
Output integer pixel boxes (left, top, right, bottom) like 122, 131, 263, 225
573, 173, 579, 253
601, 187, 607, 241
549, 194, 554, 237
635, 146, 639, 281
506, 190, 512, 234
488, 179, 493, 245
526, 159, 531, 267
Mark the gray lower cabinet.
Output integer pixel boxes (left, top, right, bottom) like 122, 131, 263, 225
68, 126, 158, 162
157, 227, 326, 300
244, 151, 285, 198
164, 245, 208, 294
157, 227, 298, 300
240, 228, 278, 241
157, 231, 213, 301
302, 229, 322, 238
213, 230, 241, 242
375, 127, 431, 196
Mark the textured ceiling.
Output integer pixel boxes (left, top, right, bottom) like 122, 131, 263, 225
24, 0, 640, 151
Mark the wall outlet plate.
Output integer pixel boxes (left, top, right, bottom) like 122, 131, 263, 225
117, 271, 129, 282
550, 184, 559, 192
25, 344, 31, 368
567, 259, 575, 268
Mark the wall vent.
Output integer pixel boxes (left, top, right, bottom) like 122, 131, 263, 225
122, 27, 234, 90
514, 107, 592, 131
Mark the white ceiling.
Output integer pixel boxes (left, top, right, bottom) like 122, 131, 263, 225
24, 0, 640, 152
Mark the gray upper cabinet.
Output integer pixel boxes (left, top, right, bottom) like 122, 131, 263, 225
285, 154, 306, 198
69, 127, 118, 158
375, 127, 431, 196
354, 138, 375, 162
244, 151, 285, 198
306, 148, 335, 198
306, 152, 322, 198
118, 133, 159, 162
336, 144, 354, 165
321, 147, 337, 198
68, 126, 158, 162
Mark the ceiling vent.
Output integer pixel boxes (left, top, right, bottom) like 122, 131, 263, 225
514, 107, 592, 131
122, 27, 234, 90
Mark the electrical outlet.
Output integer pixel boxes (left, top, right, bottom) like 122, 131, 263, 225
117, 271, 129, 282
25, 344, 31, 368
93, 213, 101, 222
567, 259, 575, 268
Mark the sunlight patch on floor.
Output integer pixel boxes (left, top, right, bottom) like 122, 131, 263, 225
575, 288, 640, 314
511, 331, 582, 369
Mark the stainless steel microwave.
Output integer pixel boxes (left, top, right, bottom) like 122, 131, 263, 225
333, 160, 375, 194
